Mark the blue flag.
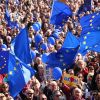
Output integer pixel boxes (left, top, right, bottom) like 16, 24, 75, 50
78, 0, 92, 14
11, 27, 32, 64
62, 31, 79, 48
80, 12, 100, 35
79, 31, 100, 55
7, 53, 36, 97
47, 46, 79, 70
89, 42, 100, 53
5, 8, 19, 29
5, 8, 11, 22
44, 31, 79, 70
50, 0, 72, 27
0, 51, 9, 74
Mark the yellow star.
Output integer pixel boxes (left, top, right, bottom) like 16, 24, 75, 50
2, 66, 4, 69
92, 16, 95, 18
84, 36, 87, 39
60, 55, 63, 58
59, 59, 63, 62
89, 20, 93, 22
16, 61, 19, 65
4, 64, 6, 66
96, 13, 99, 15
83, 41, 86, 45
63, 63, 66, 66
91, 26, 94, 29
66, 50, 69, 53
90, 23, 92, 26
14, 67, 17, 71
98, 27, 100, 30
9, 71, 13, 75
87, 32, 90, 34
85, 46, 88, 49
94, 45, 98, 47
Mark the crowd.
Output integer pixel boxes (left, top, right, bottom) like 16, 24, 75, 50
0, 0, 100, 100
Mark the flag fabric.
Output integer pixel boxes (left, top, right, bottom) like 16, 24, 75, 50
47, 46, 79, 70
80, 12, 100, 35
62, 31, 79, 48
7, 53, 36, 97
11, 27, 32, 64
5, 8, 11, 22
50, 0, 72, 27
89, 42, 100, 53
79, 31, 100, 55
0, 51, 9, 74
5, 8, 19, 29
78, 0, 92, 14
45, 31, 79, 70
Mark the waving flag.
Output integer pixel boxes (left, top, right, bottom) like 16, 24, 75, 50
80, 12, 100, 35
50, 0, 72, 27
11, 27, 32, 64
47, 46, 79, 70
0, 51, 9, 74
62, 31, 79, 48
46, 31, 79, 70
79, 31, 100, 55
7, 53, 36, 97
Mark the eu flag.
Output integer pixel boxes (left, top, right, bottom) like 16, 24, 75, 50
50, 0, 72, 27
45, 31, 79, 70
7, 53, 36, 97
5, 8, 11, 22
79, 31, 100, 55
5, 8, 19, 29
0, 51, 9, 74
47, 46, 79, 70
62, 31, 79, 48
11, 27, 32, 64
89, 42, 100, 53
80, 12, 100, 35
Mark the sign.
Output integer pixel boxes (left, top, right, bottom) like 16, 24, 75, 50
44, 66, 54, 81
62, 72, 79, 87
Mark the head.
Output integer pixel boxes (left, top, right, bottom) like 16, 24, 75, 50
2, 82, 9, 93
76, 60, 87, 69
38, 64, 44, 74
49, 81, 58, 91
39, 94, 47, 100
53, 90, 62, 100
26, 89, 34, 100
87, 73, 94, 84
77, 73, 84, 82
75, 53, 83, 61
68, 69, 74, 75
95, 73, 100, 89
88, 66, 94, 74
0, 38, 3, 46
73, 87, 83, 100
0, 93, 6, 100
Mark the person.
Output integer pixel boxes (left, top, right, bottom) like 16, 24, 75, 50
25, 89, 34, 100
71, 87, 85, 100
39, 93, 47, 100
0, 93, 6, 100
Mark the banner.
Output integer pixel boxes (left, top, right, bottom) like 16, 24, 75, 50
62, 72, 79, 87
